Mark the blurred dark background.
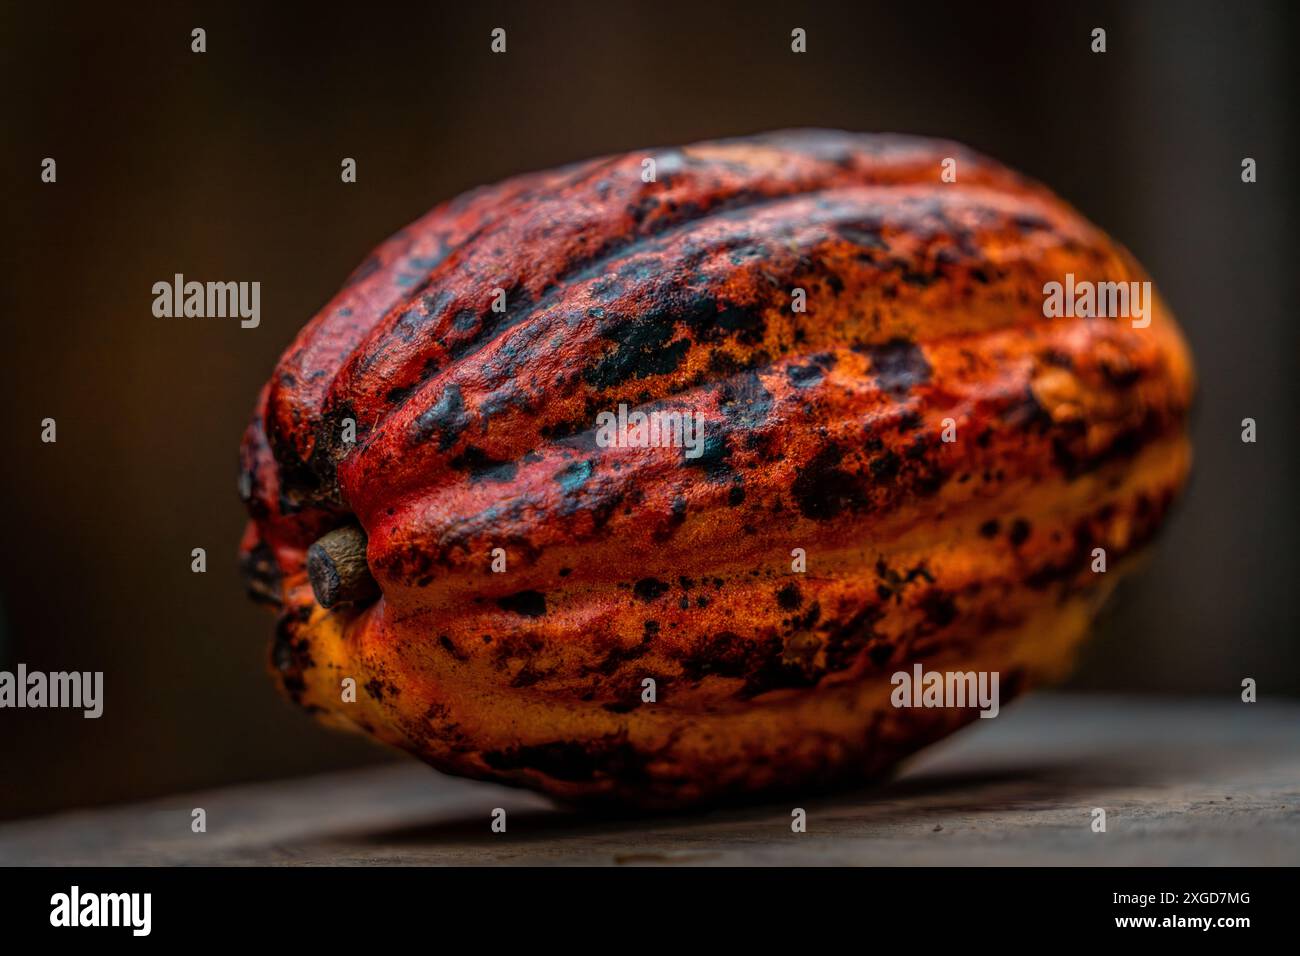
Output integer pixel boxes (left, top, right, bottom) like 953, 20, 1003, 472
1, 0, 1295, 821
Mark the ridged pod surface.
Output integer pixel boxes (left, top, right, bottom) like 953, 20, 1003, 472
239, 130, 1194, 808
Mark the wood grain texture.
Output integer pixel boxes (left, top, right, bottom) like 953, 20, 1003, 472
2, 694, 1295, 866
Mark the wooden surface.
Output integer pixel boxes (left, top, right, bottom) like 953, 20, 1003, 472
2, 693, 1297, 866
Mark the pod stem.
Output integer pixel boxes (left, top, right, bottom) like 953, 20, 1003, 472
306, 525, 379, 609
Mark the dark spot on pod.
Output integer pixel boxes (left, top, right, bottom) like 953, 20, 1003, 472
708, 349, 745, 376
271, 605, 314, 704
416, 287, 453, 317
240, 540, 281, 606
497, 590, 547, 617
1075, 415, 1164, 477
1041, 348, 1074, 370
719, 370, 772, 427
411, 383, 469, 450
837, 220, 889, 250
1024, 523, 1098, 590
791, 443, 866, 520
885, 257, 941, 287
556, 459, 595, 493
717, 303, 768, 345
602, 698, 641, 714
1000, 388, 1053, 433
628, 196, 659, 225
300, 421, 356, 495
599, 631, 655, 677
271, 618, 295, 674
633, 578, 670, 601
586, 487, 627, 530
905, 433, 931, 461
868, 643, 894, 667
776, 583, 802, 610
683, 431, 735, 482
651, 491, 689, 543
979, 519, 1001, 538
787, 363, 824, 389
797, 601, 820, 630
445, 285, 537, 364
918, 589, 958, 630
735, 634, 822, 699
438, 635, 469, 661
1100, 354, 1143, 388
1012, 214, 1051, 234
680, 631, 750, 681
725, 239, 768, 265
386, 384, 415, 406
544, 416, 600, 447
266, 411, 341, 513
510, 665, 547, 688
1009, 519, 1032, 547
583, 306, 692, 390
482, 736, 649, 783
478, 384, 529, 424
450, 446, 518, 483
393, 307, 427, 343
869, 450, 901, 481
786, 354, 836, 390
823, 604, 885, 673
590, 278, 619, 304
487, 322, 551, 382
860, 339, 932, 398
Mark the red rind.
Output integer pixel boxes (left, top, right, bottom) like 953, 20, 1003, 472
239, 130, 1194, 807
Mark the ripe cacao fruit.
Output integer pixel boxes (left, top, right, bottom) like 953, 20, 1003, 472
239, 130, 1194, 808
